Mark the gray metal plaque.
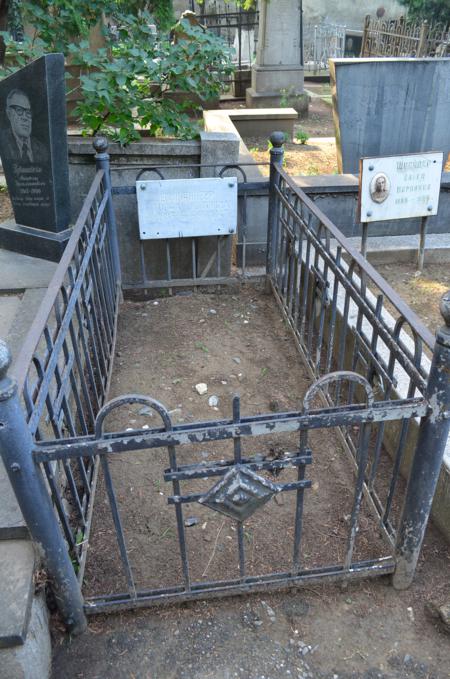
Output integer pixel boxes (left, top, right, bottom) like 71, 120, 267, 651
359, 152, 443, 223
137, 177, 238, 240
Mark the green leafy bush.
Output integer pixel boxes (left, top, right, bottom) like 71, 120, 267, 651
1, 2, 233, 143
295, 128, 309, 145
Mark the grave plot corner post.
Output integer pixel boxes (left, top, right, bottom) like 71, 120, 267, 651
393, 290, 450, 589
266, 131, 285, 284
0, 340, 87, 633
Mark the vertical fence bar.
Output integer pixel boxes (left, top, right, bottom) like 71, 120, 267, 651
266, 132, 285, 279
393, 291, 450, 589
417, 215, 428, 272
94, 136, 122, 289
0, 341, 87, 634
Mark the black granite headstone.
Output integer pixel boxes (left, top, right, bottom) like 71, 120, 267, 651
0, 53, 71, 260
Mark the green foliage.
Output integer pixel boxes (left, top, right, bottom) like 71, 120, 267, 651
1, 4, 233, 143
295, 128, 309, 145
149, 0, 175, 32
196, 0, 257, 8
14, 0, 111, 53
399, 0, 450, 24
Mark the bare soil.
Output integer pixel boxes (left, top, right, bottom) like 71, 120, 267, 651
52, 287, 450, 679
82, 289, 389, 599
375, 263, 450, 335
0, 189, 13, 222
244, 136, 338, 177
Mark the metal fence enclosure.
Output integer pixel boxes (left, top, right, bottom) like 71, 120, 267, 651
0, 135, 449, 633
304, 23, 346, 72
361, 15, 450, 58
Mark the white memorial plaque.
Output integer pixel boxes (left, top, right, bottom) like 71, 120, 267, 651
359, 152, 443, 223
137, 177, 238, 240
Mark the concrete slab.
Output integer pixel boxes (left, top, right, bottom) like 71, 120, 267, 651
7, 288, 48, 366
0, 248, 56, 292
0, 460, 27, 541
0, 594, 51, 679
0, 540, 34, 647
0, 294, 21, 339
342, 233, 450, 265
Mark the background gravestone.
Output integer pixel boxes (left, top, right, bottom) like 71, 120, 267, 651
246, 0, 308, 113
330, 58, 450, 175
0, 53, 71, 261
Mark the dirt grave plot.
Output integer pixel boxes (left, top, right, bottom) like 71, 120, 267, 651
82, 288, 397, 600
244, 136, 338, 177
54, 288, 450, 679
373, 262, 450, 336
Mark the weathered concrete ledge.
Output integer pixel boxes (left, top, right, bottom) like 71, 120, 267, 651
203, 107, 298, 146
209, 107, 298, 139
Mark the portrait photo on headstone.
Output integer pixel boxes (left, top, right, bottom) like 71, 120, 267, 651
369, 173, 390, 204
0, 87, 49, 165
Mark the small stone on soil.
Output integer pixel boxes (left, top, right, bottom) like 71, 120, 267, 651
184, 517, 199, 527
195, 383, 208, 395
138, 406, 153, 416
208, 395, 219, 407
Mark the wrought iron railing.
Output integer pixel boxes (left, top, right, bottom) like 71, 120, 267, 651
202, 9, 258, 69
361, 15, 450, 58
7, 139, 120, 603
0, 135, 448, 635
303, 22, 346, 72
266, 137, 445, 555
111, 161, 270, 293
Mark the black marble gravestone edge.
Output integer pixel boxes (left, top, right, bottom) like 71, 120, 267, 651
0, 219, 71, 262
0, 53, 72, 261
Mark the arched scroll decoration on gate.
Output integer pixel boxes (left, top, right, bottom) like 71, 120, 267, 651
301, 371, 375, 571
93, 395, 174, 600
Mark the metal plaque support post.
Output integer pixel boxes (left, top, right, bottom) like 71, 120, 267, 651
360, 222, 369, 258
266, 131, 285, 279
0, 341, 87, 634
417, 215, 428, 272
393, 291, 450, 589
94, 136, 122, 290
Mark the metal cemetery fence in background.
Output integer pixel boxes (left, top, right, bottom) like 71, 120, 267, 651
361, 15, 450, 58
202, 7, 259, 89
303, 22, 346, 73
0, 135, 449, 634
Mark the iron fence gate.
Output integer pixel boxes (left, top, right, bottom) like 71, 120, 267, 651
303, 22, 346, 73
0, 136, 449, 634
361, 15, 450, 58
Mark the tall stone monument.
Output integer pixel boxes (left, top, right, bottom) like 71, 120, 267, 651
246, 0, 308, 113
0, 54, 71, 261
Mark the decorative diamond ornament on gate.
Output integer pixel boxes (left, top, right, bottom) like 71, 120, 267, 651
198, 465, 279, 521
